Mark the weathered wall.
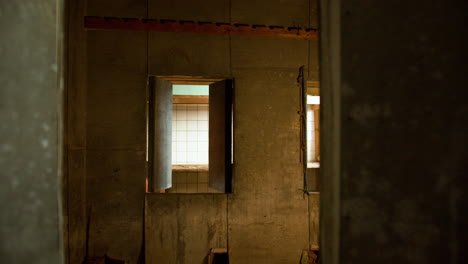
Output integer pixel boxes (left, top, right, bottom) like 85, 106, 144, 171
321, 0, 467, 263
66, 0, 320, 263
64, 0, 88, 263
228, 37, 310, 263
145, 194, 228, 263
85, 29, 148, 263
0, 1, 64, 264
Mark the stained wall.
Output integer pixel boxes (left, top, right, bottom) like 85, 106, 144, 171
65, 0, 320, 263
0, 1, 64, 263
320, 0, 467, 263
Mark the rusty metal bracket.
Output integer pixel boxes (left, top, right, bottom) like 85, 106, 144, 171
84, 16, 318, 40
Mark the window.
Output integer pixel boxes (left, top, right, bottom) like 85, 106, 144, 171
171, 85, 210, 166
305, 81, 320, 192
147, 76, 234, 194
171, 85, 210, 193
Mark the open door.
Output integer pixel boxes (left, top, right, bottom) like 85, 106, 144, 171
208, 79, 233, 192
148, 76, 173, 191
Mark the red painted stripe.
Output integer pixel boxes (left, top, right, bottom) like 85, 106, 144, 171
84, 16, 318, 40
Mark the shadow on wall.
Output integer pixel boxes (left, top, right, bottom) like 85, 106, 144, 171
83, 254, 125, 264
202, 248, 229, 264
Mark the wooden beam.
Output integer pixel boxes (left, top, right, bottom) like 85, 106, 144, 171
158, 76, 223, 85
172, 164, 209, 172
85, 16, 318, 40
172, 95, 208, 104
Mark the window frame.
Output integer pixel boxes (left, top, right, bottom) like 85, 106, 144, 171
146, 76, 234, 194
304, 81, 320, 193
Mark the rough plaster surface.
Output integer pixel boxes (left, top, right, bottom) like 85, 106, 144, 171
65, 1, 88, 263
231, 0, 309, 27
86, 150, 146, 261
146, 194, 228, 264
228, 66, 309, 263
85, 29, 147, 264
149, 0, 230, 22
149, 33, 231, 77
87, 0, 147, 18
0, 1, 63, 263
338, 1, 467, 263
67, 0, 321, 263
308, 194, 320, 248
87, 30, 147, 149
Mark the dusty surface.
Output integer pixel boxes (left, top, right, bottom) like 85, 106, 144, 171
67, 0, 317, 263
0, 1, 63, 263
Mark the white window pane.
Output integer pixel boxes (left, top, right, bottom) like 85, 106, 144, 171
197, 131, 208, 142
187, 120, 197, 130
198, 120, 208, 131
198, 142, 208, 152
198, 152, 208, 164
187, 131, 197, 141
187, 110, 198, 121
176, 152, 187, 164
187, 142, 197, 151
176, 131, 187, 141
176, 142, 187, 152
307, 95, 320, 104
187, 152, 198, 163
176, 120, 187, 130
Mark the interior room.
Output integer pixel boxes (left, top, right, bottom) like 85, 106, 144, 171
65, 1, 322, 262
1, 0, 466, 264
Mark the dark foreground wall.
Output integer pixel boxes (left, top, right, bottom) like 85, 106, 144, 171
321, 0, 467, 263
0, 1, 64, 264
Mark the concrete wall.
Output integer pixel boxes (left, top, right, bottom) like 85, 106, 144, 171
146, 194, 228, 263
0, 1, 64, 264
64, 0, 88, 263
320, 0, 467, 263
65, 0, 320, 263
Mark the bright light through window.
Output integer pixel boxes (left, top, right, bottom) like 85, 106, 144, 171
307, 95, 320, 105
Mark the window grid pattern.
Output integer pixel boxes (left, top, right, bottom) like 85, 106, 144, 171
172, 104, 209, 165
